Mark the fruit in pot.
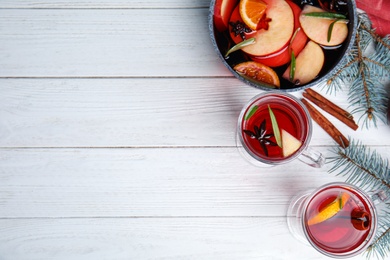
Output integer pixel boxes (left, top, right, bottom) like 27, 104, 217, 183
229, 0, 294, 57
234, 61, 280, 87
251, 0, 308, 67
282, 40, 324, 85
214, 0, 239, 32
299, 5, 348, 46
239, 0, 268, 30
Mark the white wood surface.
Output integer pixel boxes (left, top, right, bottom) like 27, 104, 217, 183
0, 0, 210, 8
0, 1, 389, 260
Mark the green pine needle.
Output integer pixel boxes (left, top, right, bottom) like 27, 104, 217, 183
320, 13, 390, 129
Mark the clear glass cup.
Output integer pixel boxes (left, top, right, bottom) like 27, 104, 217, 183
236, 92, 325, 168
287, 182, 384, 258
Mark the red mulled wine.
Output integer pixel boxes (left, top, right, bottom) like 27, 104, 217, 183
304, 184, 376, 256
239, 93, 310, 163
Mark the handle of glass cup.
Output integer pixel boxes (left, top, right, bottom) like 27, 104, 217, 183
298, 146, 325, 168
369, 190, 389, 205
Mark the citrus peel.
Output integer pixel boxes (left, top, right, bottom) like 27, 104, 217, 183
307, 192, 350, 226
233, 61, 280, 87
239, 0, 268, 30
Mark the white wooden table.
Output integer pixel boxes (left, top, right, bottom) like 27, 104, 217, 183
1, 1, 389, 259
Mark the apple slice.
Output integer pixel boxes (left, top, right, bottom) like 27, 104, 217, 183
250, 0, 308, 67
282, 40, 324, 85
299, 5, 348, 46
281, 129, 302, 157
214, 0, 238, 32
229, 0, 294, 56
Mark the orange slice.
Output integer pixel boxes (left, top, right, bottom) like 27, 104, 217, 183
307, 192, 350, 226
239, 0, 268, 30
233, 61, 280, 87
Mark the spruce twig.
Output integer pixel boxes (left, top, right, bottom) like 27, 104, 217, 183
360, 23, 390, 50
320, 13, 390, 128
328, 139, 390, 259
366, 226, 390, 260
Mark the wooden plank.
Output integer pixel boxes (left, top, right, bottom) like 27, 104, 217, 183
0, 217, 350, 260
5, 146, 389, 218
0, 0, 210, 9
0, 147, 351, 218
1, 78, 389, 148
0, 8, 229, 77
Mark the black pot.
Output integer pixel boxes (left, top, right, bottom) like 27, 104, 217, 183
208, 0, 358, 92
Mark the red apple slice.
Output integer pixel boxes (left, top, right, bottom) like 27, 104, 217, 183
229, 0, 294, 56
299, 5, 348, 46
250, 0, 308, 67
281, 129, 302, 157
214, 0, 239, 32
282, 40, 324, 85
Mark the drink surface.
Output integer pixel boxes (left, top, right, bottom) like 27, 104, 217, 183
240, 94, 309, 161
304, 186, 374, 255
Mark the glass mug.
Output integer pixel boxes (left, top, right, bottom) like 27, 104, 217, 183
287, 182, 385, 258
236, 92, 325, 167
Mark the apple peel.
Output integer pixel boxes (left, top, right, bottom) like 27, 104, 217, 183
282, 40, 324, 85
299, 5, 348, 46
229, 0, 294, 57
281, 129, 302, 157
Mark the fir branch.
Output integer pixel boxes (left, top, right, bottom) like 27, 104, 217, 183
326, 57, 359, 87
328, 139, 390, 259
366, 225, 390, 260
356, 13, 373, 47
364, 57, 388, 72
328, 140, 390, 191
354, 32, 374, 121
360, 23, 390, 51
320, 13, 389, 128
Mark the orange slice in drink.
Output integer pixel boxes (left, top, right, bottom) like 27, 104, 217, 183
307, 192, 350, 226
239, 0, 268, 30
233, 61, 280, 87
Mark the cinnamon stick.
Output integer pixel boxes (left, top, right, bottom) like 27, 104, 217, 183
306, 88, 353, 119
334, 212, 370, 231
302, 98, 350, 148
303, 89, 358, 131
351, 210, 370, 231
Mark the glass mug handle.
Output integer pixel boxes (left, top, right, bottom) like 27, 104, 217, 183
369, 190, 389, 205
298, 146, 325, 168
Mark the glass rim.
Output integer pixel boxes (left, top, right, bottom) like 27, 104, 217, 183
237, 92, 312, 166
301, 182, 378, 258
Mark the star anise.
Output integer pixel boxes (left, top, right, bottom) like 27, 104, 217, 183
229, 20, 252, 40
257, 15, 272, 31
243, 119, 277, 157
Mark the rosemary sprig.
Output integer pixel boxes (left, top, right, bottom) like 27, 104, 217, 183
225, 38, 255, 58
338, 192, 343, 209
268, 105, 282, 148
245, 105, 258, 120
304, 11, 347, 20
290, 27, 301, 46
328, 19, 340, 42
289, 50, 296, 81
288, 28, 299, 82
